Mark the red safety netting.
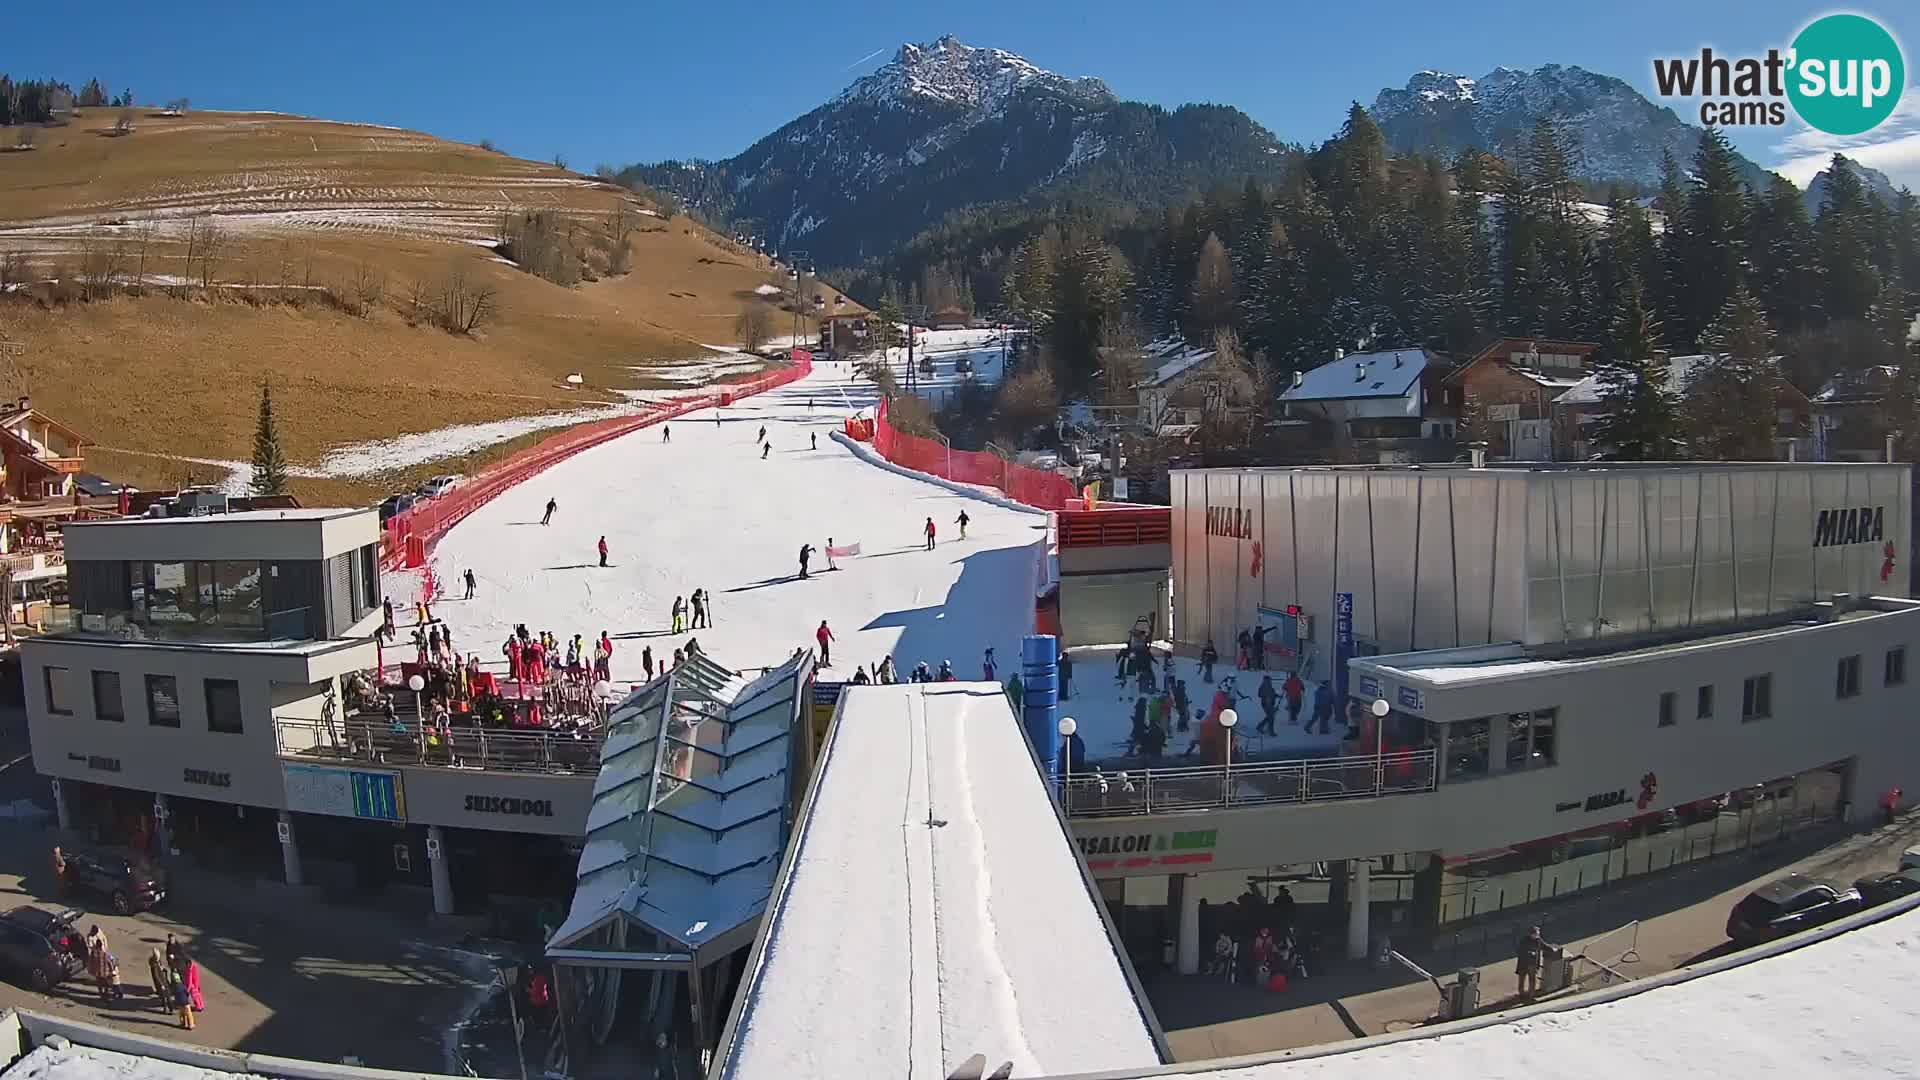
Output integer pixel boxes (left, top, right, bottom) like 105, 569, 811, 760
381, 356, 812, 569
867, 397, 1080, 510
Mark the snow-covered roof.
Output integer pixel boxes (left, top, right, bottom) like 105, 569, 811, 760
1555, 355, 1708, 406
1134, 895, 1920, 1080
715, 683, 1163, 1080
1283, 349, 1437, 402
549, 651, 811, 958
1815, 365, 1901, 404
1137, 344, 1218, 388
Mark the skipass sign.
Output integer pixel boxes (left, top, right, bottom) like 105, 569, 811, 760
1652, 13, 1904, 135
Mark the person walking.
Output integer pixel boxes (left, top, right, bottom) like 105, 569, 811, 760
1173, 679, 1192, 732
1236, 629, 1253, 670
597, 536, 609, 567
672, 596, 687, 634
1250, 624, 1269, 670
542, 498, 557, 526
1256, 675, 1279, 735
642, 645, 655, 681
923, 517, 937, 551
798, 544, 815, 580
1200, 639, 1219, 683
690, 589, 707, 629
877, 656, 896, 685
761, 442, 771, 460
662, 424, 671, 443
955, 510, 970, 540
810, 432, 818, 450
757, 425, 767, 445
815, 620, 834, 666
1516, 926, 1545, 996
1059, 650, 1074, 700
826, 538, 837, 571
1310, 681, 1334, 736
381, 599, 396, 640
463, 568, 476, 600
1282, 671, 1304, 726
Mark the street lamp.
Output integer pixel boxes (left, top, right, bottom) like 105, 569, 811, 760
1371, 697, 1390, 794
1058, 716, 1078, 812
1219, 708, 1239, 805
407, 673, 427, 754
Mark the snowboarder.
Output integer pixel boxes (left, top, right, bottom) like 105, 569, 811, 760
1257, 676, 1279, 735
762, 442, 771, 459
798, 544, 815, 579
671, 595, 687, 634
924, 516, 937, 550
756, 425, 767, 444
462, 568, 476, 600
642, 646, 655, 681
826, 538, 837, 571
662, 425, 671, 443
955, 510, 970, 539
542, 498, 556, 526
1200, 639, 1220, 683
810, 432, 818, 450
1283, 671, 1304, 726
982, 648, 997, 681
815, 620, 834, 666
598, 535, 609, 568
1059, 650, 1073, 700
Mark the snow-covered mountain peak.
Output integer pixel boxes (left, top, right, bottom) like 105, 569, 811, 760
839, 36, 1114, 113
1406, 71, 1478, 104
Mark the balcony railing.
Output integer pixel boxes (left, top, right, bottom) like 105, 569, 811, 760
1060, 748, 1437, 818
275, 717, 605, 775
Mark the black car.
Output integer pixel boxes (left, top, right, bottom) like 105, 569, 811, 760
62, 847, 167, 914
1855, 869, 1920, 907
1726, 874, 1863, 945
0, 906, 86, 992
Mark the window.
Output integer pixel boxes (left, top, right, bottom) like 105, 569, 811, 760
1506, 709, 1557, 769
91, 671, 124, 722
1658, 691, 1677, 728
213, 561, 262, 629
1450, 717, 1491, 777
1836, 655, 1862, 700
204, 679, 242, 734
1696, 685, 1714, 720
43, 667, 72, 716
1742, 674, 1772, 721
145, 675, 181, 728
1887, 648, 1908, 687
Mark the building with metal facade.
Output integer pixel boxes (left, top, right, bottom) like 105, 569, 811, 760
1171, 463, 1911, 679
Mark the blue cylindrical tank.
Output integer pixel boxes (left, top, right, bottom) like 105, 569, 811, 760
1021, 634, 1060, 776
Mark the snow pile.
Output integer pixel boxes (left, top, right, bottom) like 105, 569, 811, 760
721, 684, 1160, 1079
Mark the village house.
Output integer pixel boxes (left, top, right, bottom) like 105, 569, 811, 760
1445, 337, 1599, 460
1810, 366, 1898, 463
1278, 347, 1457, 463
1555, 355, 1814, 461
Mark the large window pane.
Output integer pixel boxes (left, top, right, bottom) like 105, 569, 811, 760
44, 667, 73, 716
146, 675, 180, 728
146, 562, 192, 624
205, 679, 242, 734
91, 671, 123, 722
1450, 718, 1490, 777
215, 561, 263, 628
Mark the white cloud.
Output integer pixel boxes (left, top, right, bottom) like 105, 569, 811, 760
1769, 90, 1920, 189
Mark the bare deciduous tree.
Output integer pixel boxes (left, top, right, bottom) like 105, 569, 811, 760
132, 212, 157, 290
196, 218, 230, 290
77, 228, 129, 300
351, 261, 385, 316
735, 304, 773, 352
0, 250, 30, 289
437, 262, 497, 335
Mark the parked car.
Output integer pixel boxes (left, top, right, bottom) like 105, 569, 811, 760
1854, 869, 1920, 907
415, 474, 462, 499
1726, 874, 1863, 945
0, 906, 86, 992
954, 354, 973, 374
378, 493, 419, 522
60, 846, 167, 914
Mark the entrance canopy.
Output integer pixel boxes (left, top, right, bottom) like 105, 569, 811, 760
548, 649, 812, 965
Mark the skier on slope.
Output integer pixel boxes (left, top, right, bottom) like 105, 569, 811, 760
798, 544, 815, 580
463, 568, 476, 600
924, 516, 937, 551
542, 498, 557, 526
671, 595, 687, 634
757, 425, 767, 444
815, 620, 834, 666
662, 425, 671, 443
955, 510, 970, 540
690, 589, 708, 629
826, 538, 837, 571
762, 442, 771, 459
598, 535, 609, 568
811, 432, 817, 450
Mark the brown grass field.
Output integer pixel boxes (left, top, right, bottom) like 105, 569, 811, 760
0, 107, 853, 503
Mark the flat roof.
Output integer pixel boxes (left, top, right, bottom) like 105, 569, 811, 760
717, 683, 1162, 1080
1357, 605, 1914, 690
65, 507, 371, 527
1113, 897, 1920, 1080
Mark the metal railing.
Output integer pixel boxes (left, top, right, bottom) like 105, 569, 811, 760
1060, 748, 1437, 818
275, 717, 605, 775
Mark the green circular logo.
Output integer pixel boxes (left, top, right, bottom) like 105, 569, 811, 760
1787, 14, 1905, 136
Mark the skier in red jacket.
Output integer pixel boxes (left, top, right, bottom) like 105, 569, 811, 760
815, 620, 834, 666
923, 517, 937, 551
597, 536, 609, 567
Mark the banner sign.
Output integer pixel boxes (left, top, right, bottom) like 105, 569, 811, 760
826, 542, 862, 558
1333, 592, 1354, 706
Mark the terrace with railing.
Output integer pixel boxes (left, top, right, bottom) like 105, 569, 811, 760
1060, 748, 1437, 818
276, 716, 606, 775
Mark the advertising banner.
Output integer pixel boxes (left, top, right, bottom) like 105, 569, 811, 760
1334, 591, 1354, 705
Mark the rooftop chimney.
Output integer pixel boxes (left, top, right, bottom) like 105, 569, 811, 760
1354, 364, 1367, 382
1393, 353, 1404, 368
16, 396, 28, 412
1334, 348, 1345, 360
1468, 441, 1488, 470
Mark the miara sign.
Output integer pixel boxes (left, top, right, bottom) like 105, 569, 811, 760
1814, 505, 1885, 548
1205, 506, 1254, 539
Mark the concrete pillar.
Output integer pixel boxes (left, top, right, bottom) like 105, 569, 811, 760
151, 794, 171, 857
427, 826, 454, 916
277, 811, 304, 887
1176, 874, 1202, 975
1347, 858, 1371, 960
51, 780, 70, 831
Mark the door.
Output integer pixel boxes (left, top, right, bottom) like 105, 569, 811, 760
1512, 420, 1547, 460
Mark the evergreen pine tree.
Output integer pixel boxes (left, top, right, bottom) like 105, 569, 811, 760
1749, 178, 1819, 333
1672, 128, 1749, 348
251, 381, 291, 496
1687, 285, 1779, 459
1816, 154, 1881, 323
1591, 280, 1680, 460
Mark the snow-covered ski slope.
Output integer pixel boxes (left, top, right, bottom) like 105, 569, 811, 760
404, 347, 1045, 685
718, 683, 1162, 1080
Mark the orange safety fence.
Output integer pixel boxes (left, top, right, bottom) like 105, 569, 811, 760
381, 355, 812, 570
866, 396, 1080, 510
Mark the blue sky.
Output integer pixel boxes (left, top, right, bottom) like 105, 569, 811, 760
7, 1, 1918, 186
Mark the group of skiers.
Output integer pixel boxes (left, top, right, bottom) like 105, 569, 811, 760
670, 589, 713, 632
504, 625, 616, 686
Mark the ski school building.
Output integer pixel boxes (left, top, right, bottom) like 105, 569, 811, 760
1063, 460, 1920, 973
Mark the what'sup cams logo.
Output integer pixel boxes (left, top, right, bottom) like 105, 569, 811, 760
1653, 13, 1905, 136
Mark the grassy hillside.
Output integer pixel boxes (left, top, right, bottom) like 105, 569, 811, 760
0, 107, 847, 502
